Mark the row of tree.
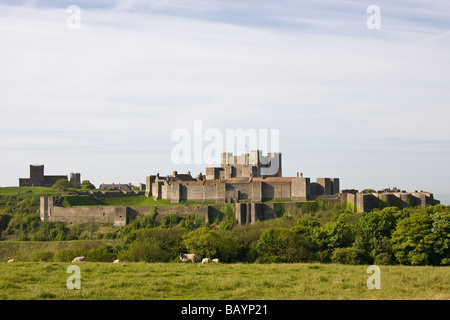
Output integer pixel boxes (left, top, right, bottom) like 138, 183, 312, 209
49, 205, 450, 266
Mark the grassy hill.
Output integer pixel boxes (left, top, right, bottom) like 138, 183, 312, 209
0, 262, 448, 300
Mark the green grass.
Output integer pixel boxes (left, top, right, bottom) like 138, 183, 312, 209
0, 187, 55, 196
0, 262, 448, 300
0, 240, 119, 262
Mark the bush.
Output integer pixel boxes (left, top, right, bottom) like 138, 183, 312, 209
119, 227, 187, 262
33, 251, 54, 262
219, 218, 236, 231
374, 252, 394, 265
161, 213, 180, 228
54, 248, 88, 262
330, 247, 368, 265
182, 227, 239, 262
119, 241, 166, 262
256, 227, 311, 263
86, 245, 116, 262
81, 180, 96, 190
180, 213, 206, 231
52, 179, 70, 191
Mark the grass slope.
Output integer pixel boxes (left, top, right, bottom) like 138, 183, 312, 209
0, 262, 448, 300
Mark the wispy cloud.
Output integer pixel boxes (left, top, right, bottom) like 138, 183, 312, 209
0, 1, 449, 200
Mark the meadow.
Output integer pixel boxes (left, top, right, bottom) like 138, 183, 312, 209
0, 262, 448, 300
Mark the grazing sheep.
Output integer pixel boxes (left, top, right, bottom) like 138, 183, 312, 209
7, 259, 14, 263
212, 259, 220, 263
113, 259, 120, 263
72, 256, 85, 263
201, 258, 210, 264
180, 253, 197, 263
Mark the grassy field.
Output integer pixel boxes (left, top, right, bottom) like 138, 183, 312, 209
0, 262, 448, 300
0, 187, 55, 196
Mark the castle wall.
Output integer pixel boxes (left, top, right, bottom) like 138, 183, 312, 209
291, 178, 309, 201
40, 197, 210, 226
49, 205, 127, 226
186, 185, 203, 202
203, 184, 217, 201
261, 182, 291, 201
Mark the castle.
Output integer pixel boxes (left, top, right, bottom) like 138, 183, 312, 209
19, 165, 80, 188
146, 150, 339, 203
38, 150, 439, 226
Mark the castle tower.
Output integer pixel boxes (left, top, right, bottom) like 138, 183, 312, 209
70, 172, 81, 188
30, 165, 45, 187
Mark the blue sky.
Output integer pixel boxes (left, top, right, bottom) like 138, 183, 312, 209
0, 0, 449, 203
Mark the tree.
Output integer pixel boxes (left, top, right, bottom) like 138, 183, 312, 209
391, 211, 437, 265
314, 213, 355, 250
256, 227, 311, 263
354, 207, 399, 260
119, 228, 187, 262
182, 227, 239, 262
431, 208, 450, 265
81, 180, 96, 190
52, 179, 69, 191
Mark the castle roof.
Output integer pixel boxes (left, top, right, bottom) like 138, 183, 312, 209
226, 177, 251, 184
252, 177, 296, 182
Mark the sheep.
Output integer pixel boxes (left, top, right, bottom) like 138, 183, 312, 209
180, 253, 197, 263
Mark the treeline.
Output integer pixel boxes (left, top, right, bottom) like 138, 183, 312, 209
1, 193, 449, 265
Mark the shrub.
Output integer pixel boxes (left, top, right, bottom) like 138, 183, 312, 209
33, 251, 54, 262
296, 201, 320, 214
86, 245, 116, 262
161, 213, 180, 228
52, 179, 70, 191
180, 213, 206, 231
374, 252, 394, 265
256, 227, 311, 263
119, 241, 166, 262
119, 227, 187, 262
54, 248, 88, 262
182, 227, 239, 262
219, 218, 237, 231
330, 247, 368, 265
274, 203, 285, 217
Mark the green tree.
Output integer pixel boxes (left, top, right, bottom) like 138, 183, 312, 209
354, 207, 399, 260
313, 213, 355, 250
391, 211, 437, 265
431, 208, 450, 265
256, 227, 311, 263
119, 228, 187, 262
81, 180, 96, 190
182, 227, 239, 262
86, 245, 116, 262
52, 179, 69, 191
331, 247, 367, 265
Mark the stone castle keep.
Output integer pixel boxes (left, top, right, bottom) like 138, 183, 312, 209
146, 150, 339, 203
39, 150, 438, 226
20, 165, 80, 188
